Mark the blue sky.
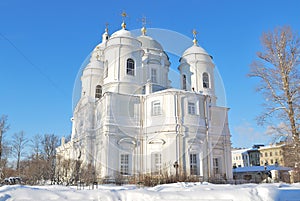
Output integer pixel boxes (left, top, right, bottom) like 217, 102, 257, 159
1, 0, 300, 148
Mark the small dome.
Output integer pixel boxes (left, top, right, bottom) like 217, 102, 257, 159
89, 43, 104, 61
110, 29, 133, 38
93, 42, 105, 51
182, 44, 210, 57
137, 35, 163, 50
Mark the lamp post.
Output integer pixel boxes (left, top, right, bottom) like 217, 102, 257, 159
295, 162, 298, 183
173, 161, 179, 181
264, 162, 268, 183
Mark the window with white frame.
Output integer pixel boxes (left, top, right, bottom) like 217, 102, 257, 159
151, 101, 161, 116
151, 68, 157, 83
151, 153, 161, 174
188, 102, 196, 115
95, 85, 102, 99
120, 154, 129, 175
203, 72, 209, 88
213, 157, 221, 175
190, 153, 198, 175
126, 58, 135, 76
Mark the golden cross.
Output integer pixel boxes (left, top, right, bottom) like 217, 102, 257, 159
192, 29, 198, 45
192, 29, 198, 39
141, 16, 147, 27
121, 11, 127, 22
105, 22, 109, 32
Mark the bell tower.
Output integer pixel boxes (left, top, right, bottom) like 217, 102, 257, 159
178, 29, 216, 104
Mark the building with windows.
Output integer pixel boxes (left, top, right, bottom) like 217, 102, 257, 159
56, 21, 232, 182
231, 148, 250, 168
247, 145, 264, 166
259, 143, 285, 166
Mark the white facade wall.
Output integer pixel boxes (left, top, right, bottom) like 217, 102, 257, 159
56, 26, 232, 182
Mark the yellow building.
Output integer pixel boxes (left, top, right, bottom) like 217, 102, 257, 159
259, 144, 285, 166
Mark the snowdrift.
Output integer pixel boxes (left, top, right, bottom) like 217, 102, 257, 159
0, 182, 299, 201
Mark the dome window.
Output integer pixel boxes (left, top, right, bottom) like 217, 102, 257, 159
126, 58, 135, 76
203, 73, 209, 88
151, 68, 157, 83
95, 85, 102, 99
182, 74, 187, 90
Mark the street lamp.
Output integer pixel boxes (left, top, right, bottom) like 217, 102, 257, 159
173, 161, 179, 181
264, 162, 268, 183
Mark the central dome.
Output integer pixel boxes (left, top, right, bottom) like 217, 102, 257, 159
182, 44, 209, 57
137, 35, 163, 50
110, 29, 133, 38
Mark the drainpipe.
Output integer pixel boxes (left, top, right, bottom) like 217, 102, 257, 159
117, 39, 121, 93
204, 95, 211, 180
174, 92, 183, 179
140, 96, 144, 177
174, 92, 179, 177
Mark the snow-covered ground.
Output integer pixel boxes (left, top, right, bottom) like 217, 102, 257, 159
0, 182, 300, 201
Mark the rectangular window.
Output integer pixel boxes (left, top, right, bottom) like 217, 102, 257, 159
190, 154, 198, 175
188, 102, 195, 115
151, 153, 161, 174
270, 152, 272, 156
151, 101, 161, 116
213, 158, 220, 175
120, 154, 129, 175
151, 68, 157, 83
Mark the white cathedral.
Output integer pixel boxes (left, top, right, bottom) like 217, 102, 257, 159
56, 21, 233, 182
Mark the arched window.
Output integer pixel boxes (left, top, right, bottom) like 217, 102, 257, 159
95, 85, 102, 98
203, 72, 209, 88
126, 58, 135, 76
182, 74, 187, 90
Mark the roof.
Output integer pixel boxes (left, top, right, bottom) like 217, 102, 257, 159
259, 144, 285, 150
137, 35, 163, 50
110, 29, 133, 38
182, 44, 210, 57
231, 148, 250, 154
233, 165, 292, 173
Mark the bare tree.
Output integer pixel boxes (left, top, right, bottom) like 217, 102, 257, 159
26, 134, 44, 184
11, 131, 28, 174
0, 142, 12, 178
249, 26, 300, 175
31, 134, 42, 160
41, 133, 59, 183
0, 115, 10, 165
